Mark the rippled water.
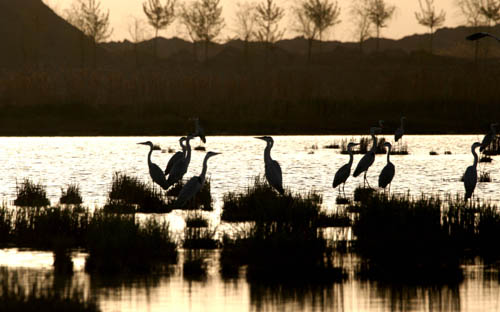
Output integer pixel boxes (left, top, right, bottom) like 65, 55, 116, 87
1, 135, 499, 311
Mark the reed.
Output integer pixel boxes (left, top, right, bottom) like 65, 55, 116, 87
14, 179, 50, 207
221, 176, 322, 223
185, 212, 209, 228
315, 211, 351, 227
182, 227, 218, 249
340, 137, 387, 155
60, 184, 83, 205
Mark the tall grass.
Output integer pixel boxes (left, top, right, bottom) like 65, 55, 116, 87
60, 184, 83, 205
14, 179, 50, 207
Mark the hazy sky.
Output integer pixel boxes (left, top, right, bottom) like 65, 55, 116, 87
43, 0, 465, 42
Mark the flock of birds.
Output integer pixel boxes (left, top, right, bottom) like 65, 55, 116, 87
136, 32, 499, 205
138, 115, 497, 206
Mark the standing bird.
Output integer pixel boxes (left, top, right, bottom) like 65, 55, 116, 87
166, 135, 194, 188
333, 142, 359, 197
480, 123, 498, 153
353, 127, 382, 188
466, 32, 500, 42
165, 137, 186, 175
175, 151, 220, 207
193, 117, 206, 144
395, 117, 406, 143
138, 141, 169, 190
255, 136, 284, 194
464, 142, 482, 201
378, 142, 395, 191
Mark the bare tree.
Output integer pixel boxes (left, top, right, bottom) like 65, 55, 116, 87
479, 0, 500, 26
294, 0, 341, 61
234, 2, 257, 62
128, 17, 149, 69
180, 0, 225, 62
415, 0, 446, 54
457, 0, 485, 62
81, 0, 113, 67
143, 0, 176, 59
350, 0, 372, 52
366, 0, 395, 52
65, 1, 88, 67
254, 0, 285, 56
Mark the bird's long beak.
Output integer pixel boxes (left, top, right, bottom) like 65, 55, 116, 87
212, 152, 221, 156
254, 136, 266, 141
137, 142, 148, 145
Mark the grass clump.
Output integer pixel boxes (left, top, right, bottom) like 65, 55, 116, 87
352, 192, 463, 283
336, 196, 351, 205
14, 179, 50, 207
60, 184, 83, 205
323, 142, 340, 149
185, 212, 209, 228
316, 211, 351, 227
0, 269, 100, 312
444, 151, 452, 155
340, 137, 387, 155
353, 186, 375, 203
429, 150, 439, 155
182, 227, 218, 249
221, 176, 321, 223
183, 250, 208, 280
479, 155, 493, 163
85, 212, 177, 274
483, 137, 500, 156
104, 172, 170, 213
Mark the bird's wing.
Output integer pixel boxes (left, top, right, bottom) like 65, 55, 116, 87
480, 133, 493, 152
466, 32, 500, 42
395, 128, 403, 142
378, 163, 395, 188
266, 160, 284, 194
166, 159, 188, 187
150, 163, 169, 189
333, 164, 350, 188
176, 176, 201, 207
353, 152, 374, 177
165, 152, 184, 175
463, 166, 477, 199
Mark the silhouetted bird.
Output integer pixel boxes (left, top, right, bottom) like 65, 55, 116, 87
466, 32, 500, 42
480, 123, 498, 153
138, 141, 168, 190
166, 135, 194, 189
256, 136, 284, 194
175, 151, 220, 207
353, 127, 382, 188
464, 142, 481, 200
165, 137, 186, 175
193, 117, 206, 144
395, 116, 406, 142
378, 142, 395, 190
333, 142, 359, 197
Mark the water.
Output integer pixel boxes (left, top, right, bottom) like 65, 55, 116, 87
1, 135, 499, 311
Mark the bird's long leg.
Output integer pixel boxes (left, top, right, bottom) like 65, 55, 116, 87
342, 183, 346, 198
364, 171, 371, 189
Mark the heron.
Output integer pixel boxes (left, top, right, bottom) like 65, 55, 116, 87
333, 142, 359, 197
480, 123, 498, 153
464, 142, 481, 201
166, 135, 194, 189
395, 117, 406, 143
255, 136, 284, 194
466, 32, 500, 42
378, 142, 395, 191
175, 151, 220, 207
138, 141, 169, 190
165, 137, 186, 175
192, 117, 206, 144
353, 127, 382, 188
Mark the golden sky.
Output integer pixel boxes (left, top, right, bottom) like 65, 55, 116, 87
43, 0, 465, 42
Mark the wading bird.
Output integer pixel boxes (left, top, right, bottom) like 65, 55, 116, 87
353, 127, 382, 188
466, 32, 500, 42
379, 142, 395, 191
192, 117, 206, 144
255, 136, 284, 194
175, 151, 220, 207
480, 123, 498, 153
333, 142, 359, 197
165, 137, 186, 175
138, 141, 169, 190
395, 117, 406, 143
464, 142, 482, 200
166, 135, 194, 189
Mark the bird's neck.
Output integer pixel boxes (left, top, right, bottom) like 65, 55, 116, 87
147, 148, 153, 167
200, 155, 210, 182
264, 144, 272, 162
400, 118, 405, 129
185, 139, 192, 160
386, 146, 391, 163
348, 147, 354, 166
472, 147, 479, 167
370, 134, 377, 152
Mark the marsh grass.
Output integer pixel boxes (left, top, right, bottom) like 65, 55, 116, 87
60, 184, 83, 205
167, 179, 213, 211
105, 172, 170, 213
390, 143, 409, 155
221, 176, 322, 223
336, 196, 351, 205
185, 212, 209, 228
429, 150, 439, 155
323, 142, 340, 149
182, 227, 218, 249
0, 269, 99, 312
340, 137, 387, 155
85, 213, 177, 274
483, 137, 500, 156
353, 187, 375, 203
183, 250, 208, 280
316, 211, 351, 227
14, 179, 50, 207
194, 145, 206, 151
445, 151, 452, 155
479, 155, 493, 163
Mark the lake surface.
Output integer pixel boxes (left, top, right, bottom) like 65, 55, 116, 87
1, 135, 499, 311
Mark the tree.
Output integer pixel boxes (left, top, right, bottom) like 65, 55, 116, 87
479, 0, 500, 26
294, 0, 341, 61
180, 0, 225, 62
81, 0, 113, 67
254, 0, 285, 47
366, 0, 395, 52
65, 1, 87, 67
415, 0, 446, 54
457, 0, 486, 62
350, 0, 373, 52
234, 1, 257, 62
128, 17, 149, 69
143, 0, 176, 59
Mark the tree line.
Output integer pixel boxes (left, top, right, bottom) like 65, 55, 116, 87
58, 0, 500, 64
